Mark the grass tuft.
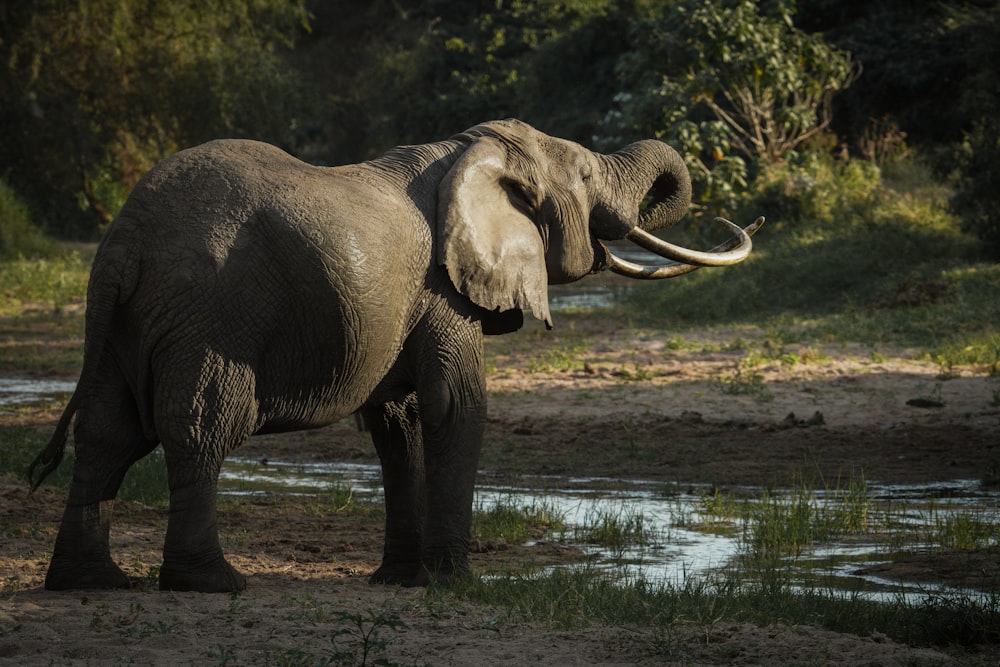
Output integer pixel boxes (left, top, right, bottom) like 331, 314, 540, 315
473, 496, 565, 543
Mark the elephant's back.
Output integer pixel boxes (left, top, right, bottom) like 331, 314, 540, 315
106, 139, 431, 431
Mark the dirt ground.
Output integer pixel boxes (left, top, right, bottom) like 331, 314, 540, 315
2, 315, 999, 665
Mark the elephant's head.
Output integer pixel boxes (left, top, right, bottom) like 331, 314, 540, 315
437, 119, 762, 330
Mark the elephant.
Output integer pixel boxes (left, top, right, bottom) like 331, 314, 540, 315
28, 118, 762, 592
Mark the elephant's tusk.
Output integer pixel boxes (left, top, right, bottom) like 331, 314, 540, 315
605, 254, 700, 279
606, 216, 764, 280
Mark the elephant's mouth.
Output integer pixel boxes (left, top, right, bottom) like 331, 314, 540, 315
599, 215, 765, 280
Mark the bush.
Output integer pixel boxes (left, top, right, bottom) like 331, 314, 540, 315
0, 178, 56, 259
626, 150, 990, 354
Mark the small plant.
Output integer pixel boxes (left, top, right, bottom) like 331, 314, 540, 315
304, 480, 357, 515
527, 339, 590, 373
327, 609, 407, 667
712, 359, 773, 401
665, 336, 687, 351
205, 643, 238, 666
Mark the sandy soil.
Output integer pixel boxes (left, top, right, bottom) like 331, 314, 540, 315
2, 317, 999, 665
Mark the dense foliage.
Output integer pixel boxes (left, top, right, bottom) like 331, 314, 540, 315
0, 0, 998, 256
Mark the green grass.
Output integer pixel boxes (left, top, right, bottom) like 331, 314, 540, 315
450, 565, 1000, 647
472, 496, 565, 543
526, 338, 591, 373
626, 154, 999, 363
696, 474, 1000, 561
0, 252, 90, 316
571, 501, 654, 557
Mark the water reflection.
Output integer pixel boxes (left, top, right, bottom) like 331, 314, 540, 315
219, 457, 999, 602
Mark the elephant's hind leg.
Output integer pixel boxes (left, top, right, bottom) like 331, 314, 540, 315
155, 358, 256, 593
46, 369, 157, 590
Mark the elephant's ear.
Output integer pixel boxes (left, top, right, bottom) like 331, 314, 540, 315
437, 137, 552, 329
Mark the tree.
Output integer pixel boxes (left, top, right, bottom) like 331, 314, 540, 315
949, 1, 1000, 259
0, 0, 311, 238
360, 0, 623, 149
607, 0, 859, 210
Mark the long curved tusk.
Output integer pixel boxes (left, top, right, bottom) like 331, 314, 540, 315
606, 254, 701, 279
607, 216, 765, 280
626, 216, 760, 266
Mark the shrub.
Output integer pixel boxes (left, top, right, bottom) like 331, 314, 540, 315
0, 178, 56, 259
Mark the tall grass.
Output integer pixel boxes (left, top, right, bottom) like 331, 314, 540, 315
736, 475, 872, 560
452, 565, 1000, 647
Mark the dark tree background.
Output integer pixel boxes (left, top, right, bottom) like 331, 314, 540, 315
1, 0, 998, 253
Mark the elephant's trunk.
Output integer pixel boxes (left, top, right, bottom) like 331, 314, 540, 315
594, 140, 692, 238
595, 140, 763, 279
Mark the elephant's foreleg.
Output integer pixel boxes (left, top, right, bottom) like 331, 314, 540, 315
413, 324, 487, 586
46, 377, 156, 590
363, 394, 426, 586
417, 399, 484, 585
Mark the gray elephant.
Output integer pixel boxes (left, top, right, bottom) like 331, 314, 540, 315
29, 119, 761, 592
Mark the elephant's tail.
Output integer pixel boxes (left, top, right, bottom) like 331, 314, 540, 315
27, 229, 138, 493
27, 392, 81, 492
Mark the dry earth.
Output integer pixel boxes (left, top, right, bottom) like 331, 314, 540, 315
2, 315, 999, 665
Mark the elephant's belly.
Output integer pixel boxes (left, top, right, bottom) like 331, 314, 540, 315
252, 349, 399, 435
253, 390, 360, 435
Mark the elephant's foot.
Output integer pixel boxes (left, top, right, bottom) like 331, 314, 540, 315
44, 555, 131, 591
370, 557, 472, 588
409, 562, 473, 588
415, 549, 473, 588
159, 556, 246, 593
369, 560, 422, 587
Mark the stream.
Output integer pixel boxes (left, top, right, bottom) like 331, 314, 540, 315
218, 457, 1000, 604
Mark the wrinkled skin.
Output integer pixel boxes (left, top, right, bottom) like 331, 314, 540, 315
30, 120, 716, 592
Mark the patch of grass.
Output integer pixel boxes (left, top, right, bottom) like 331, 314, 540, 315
572, 502, 654, 559
452, 565, 1000, 649
711, 358, 773, 400
526, 339, 591, 373
302, 480, 360, 515
923, 506, 1000, 553
0, 178, 59, 260
473, 496, 565, 543
458, 566, 1000, 648
0, 252, 90, 316
625, 154, 996, 359
738, 476, 872, 561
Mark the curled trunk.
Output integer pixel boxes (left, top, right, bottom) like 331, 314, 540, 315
595, 141, 763, 278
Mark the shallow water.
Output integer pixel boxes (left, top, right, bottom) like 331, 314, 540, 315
219, 457, 1000, 603
0, 377, 76, 407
